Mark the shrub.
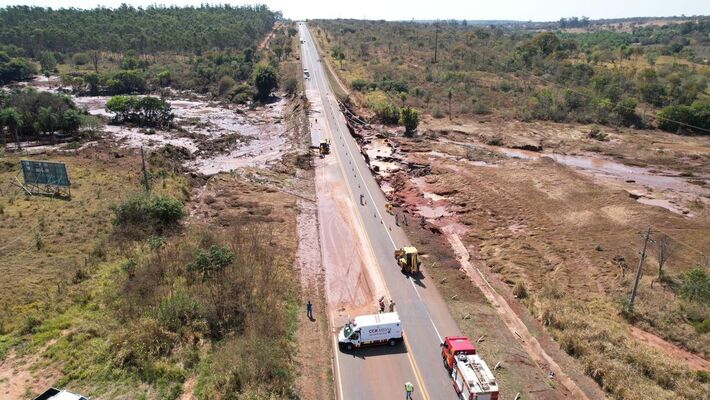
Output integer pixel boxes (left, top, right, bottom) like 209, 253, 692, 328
679, 267, 710, 303
157, 70, 172, 87
432, 105, 444, 119
513, 281, 528, 298
0, 57, 36, 84
400, 106, 419, 136
351, 78, 368, 91
156, 292, 202, 333
111, 193, 185, 233
657, 105, 693, 133
102, 70, 146, 94
283, 77, 297, 96
72, 52, 90, 66
588, 125, 609, 141
113, 318, 177, 370
187, 245, 235, 280
217, 75, 237, 96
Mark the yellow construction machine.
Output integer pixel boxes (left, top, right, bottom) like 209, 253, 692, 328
319, 139, 331, 157
394, 246, 421, 275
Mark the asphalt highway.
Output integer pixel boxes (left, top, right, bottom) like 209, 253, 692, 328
299, 22, 462, 400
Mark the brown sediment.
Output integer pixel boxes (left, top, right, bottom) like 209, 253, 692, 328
628, 326, 710, 371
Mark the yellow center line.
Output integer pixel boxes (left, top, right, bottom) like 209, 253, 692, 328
303, 24, 433, 400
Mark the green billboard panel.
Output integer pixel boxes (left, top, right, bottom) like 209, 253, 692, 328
21, 160, 71, 187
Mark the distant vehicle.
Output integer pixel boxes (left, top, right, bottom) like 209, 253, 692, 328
441, 336, 499, 400
338, 312, 403, 351
303, 68, 310, 79
319, 138, 330, 157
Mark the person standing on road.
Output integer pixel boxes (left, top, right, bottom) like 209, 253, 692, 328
405, 382, 414, 399
306, 300, 313, 320
389, 299, 396, 312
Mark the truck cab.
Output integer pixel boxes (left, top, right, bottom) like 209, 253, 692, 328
338, 312, 403, 351
441, 335, 476, 371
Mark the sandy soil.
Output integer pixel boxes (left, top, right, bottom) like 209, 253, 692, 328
0, 340, 62, 399
629, 327, 710, 371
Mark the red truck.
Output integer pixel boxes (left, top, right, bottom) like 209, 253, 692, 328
441, 336, 499, 400
441, 336, 477, 371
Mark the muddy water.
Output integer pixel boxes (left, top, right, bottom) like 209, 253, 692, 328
499, 147, 708, 196
451, 140, 708, 215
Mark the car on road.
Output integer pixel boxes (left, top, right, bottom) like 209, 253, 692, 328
338, 312, 403, 351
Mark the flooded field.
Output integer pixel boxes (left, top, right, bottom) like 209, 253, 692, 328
7, 77, 293, 176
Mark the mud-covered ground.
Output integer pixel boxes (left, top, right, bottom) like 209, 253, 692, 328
8, 76, 291, 177
346, 111, 710, 398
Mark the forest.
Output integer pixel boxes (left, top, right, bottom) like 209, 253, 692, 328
0, 5, 285, 147
312, 18, 710, 133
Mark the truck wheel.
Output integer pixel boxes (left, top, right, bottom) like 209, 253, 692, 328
388, 338, 397, 347
443, 357, 450, 371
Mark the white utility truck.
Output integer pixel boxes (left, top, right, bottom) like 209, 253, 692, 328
450, 353, 499, 400
338, 312, 403, 351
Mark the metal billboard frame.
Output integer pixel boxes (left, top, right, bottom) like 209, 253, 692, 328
20, 160, 71, 198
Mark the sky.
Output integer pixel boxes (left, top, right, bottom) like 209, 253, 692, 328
0, 0, 708, 21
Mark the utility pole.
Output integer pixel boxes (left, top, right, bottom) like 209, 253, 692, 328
433, 21, 440, 64
140, 146, 150, 192
629, 227, 651, 311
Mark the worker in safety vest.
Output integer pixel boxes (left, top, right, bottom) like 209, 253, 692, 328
405, 381, 414, 399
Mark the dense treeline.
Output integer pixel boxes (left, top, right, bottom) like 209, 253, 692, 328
0, 5, 279, 56
314, 18, 710, 133
0, 5, 287, 111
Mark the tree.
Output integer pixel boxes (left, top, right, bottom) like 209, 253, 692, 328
679, 267, 710, 303
252, 64, 278, 101
653, 234, 675, 284
657, 105, 693, 133
532, 32, 561, 57
448, 88, 453, 120
157, 70, 171, 87
106, 95, 134, 123
331, 47, 345, 69
400, 106, 419, 136
38, 51, 57, 85
84, 73, 100, 95
0, 107, 22, 150
38, 106, 58, 144
88, 50, 100, 73
62, 109, 82, 134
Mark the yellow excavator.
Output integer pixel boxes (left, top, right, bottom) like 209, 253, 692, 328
319, 139, 330, 157
394, 246, 421, 275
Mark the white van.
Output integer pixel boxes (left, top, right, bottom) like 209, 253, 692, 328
338, 312, 403, 351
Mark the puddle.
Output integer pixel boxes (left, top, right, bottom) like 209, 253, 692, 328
481, 142, 710, 214
635, 197, 689, 216
412, 177, 448, 202
418, 205, 451, 219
